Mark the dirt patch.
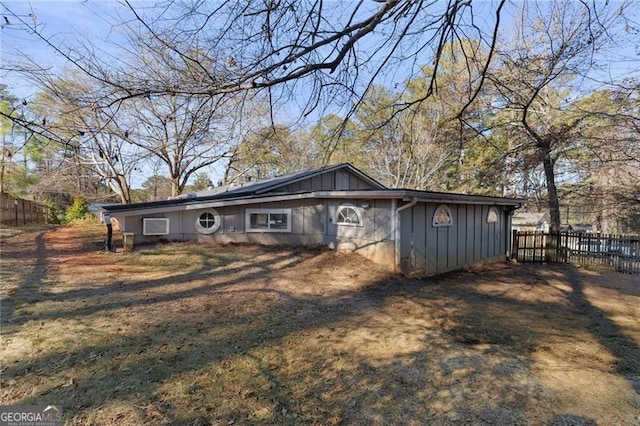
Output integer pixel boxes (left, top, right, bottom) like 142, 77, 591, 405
1, 225, 639, 425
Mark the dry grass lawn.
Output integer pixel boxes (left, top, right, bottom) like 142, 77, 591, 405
1, 225, 639, 425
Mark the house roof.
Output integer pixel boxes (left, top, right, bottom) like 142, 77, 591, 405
191, 163, 386, 198
512, 212, 550, 226
106, 163, 384, 213
104, 163, 523, 215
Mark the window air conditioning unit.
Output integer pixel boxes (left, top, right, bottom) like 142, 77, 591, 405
143, 218, 170, 235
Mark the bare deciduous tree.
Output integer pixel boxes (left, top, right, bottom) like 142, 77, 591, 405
29, 75, 143, 204
122, 92, 238, 197
487, 0, 632, 230
1, 0, 507, 119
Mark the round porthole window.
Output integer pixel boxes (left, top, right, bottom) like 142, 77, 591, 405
195, 210, 221, 234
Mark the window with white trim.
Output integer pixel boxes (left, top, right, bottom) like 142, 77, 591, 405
433, 205, 453, 227
195, 210, 221, 234
246, 208, 291, 232
336, 205, 363, 226
487, 207, 499, 224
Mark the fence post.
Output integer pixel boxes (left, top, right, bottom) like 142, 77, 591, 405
545, 232, 551, 263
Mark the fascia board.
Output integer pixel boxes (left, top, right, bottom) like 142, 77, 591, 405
104, 193, 315, 216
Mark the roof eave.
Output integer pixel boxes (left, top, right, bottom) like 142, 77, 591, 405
105, 188, 524, 217
105, 193, 316, 216
313, 190, 524, 206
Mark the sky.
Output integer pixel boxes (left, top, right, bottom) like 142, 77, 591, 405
5, 1, 638, 105
3, 1, 639, 95
1, 0, 137, 100
1, 1, 503, 101
1, 0, 167, 188
2, 0, 639, 189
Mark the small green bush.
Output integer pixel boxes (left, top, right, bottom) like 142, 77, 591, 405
65, 197, 91, 224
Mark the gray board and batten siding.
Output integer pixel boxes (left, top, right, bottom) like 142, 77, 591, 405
116, 165, 384, 242
120, 196, 397, 269
104, 163, 522, 276
399, 202, 510, 276
267, 168, 378, 193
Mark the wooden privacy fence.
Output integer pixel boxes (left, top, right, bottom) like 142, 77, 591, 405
0, 192, 52, 226
513, 230, 640, 275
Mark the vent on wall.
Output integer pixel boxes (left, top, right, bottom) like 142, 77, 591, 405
143, 218, 170, 235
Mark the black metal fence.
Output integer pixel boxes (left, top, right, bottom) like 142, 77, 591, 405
513, 230, 640, 275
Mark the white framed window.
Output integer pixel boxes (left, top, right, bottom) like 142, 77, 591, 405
195, 209, 221, 234
246, 208, 291, 232
336, 204, 363, 226
487, 207, 499, 224
433, 205, 453, 227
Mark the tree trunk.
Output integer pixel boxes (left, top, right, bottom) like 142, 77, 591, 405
540, 144, 561, 231
117, 175, 131, 204
502, 150, 518, 198
1, 163, 5, 193
170, 176, 179, 197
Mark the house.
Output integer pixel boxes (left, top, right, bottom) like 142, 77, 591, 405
511, 212, 550, 232
103, 164, 523, 276
88, 202, 120, 223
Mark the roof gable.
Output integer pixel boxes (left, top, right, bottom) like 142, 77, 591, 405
192, 163, 385, 198
105, 163, 384, 213
256, 163, 385, 194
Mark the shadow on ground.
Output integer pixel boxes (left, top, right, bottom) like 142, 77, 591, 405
1, 227, 639, 425
1, 232, 49, 329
